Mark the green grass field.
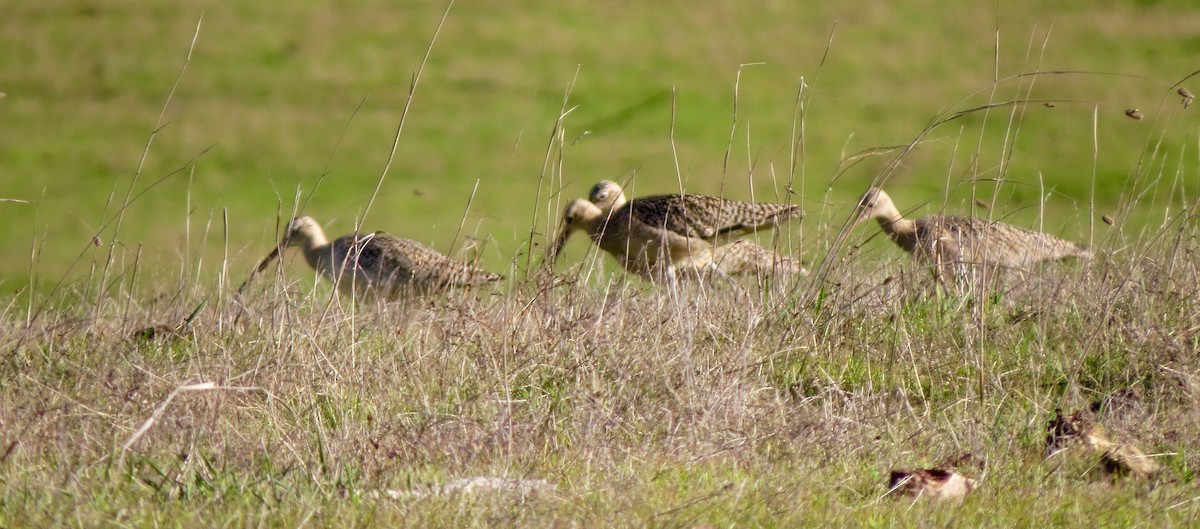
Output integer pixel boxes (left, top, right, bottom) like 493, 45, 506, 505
3, 0, 1200, 526
3, 0, 1197, 292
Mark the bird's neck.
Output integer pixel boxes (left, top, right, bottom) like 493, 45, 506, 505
585, 211, 616, 243
298, 232, 332, 273
876, 215, 917, 240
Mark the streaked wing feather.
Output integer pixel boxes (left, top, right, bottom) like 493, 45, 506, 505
335, 233, 499, 289
625, 194, 801, 241
934, 216, 1090, 266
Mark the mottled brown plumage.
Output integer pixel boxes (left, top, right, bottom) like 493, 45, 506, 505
624, 193, 800, 242
855, 187, 1092, 269
888, 468, 977, 500
551, 183, 803, 280
589, 180, 804, 277
707, 240, 806, 276
1046, 408, 1160, 480
586, 181, 801, 241
248, 216, 501, 298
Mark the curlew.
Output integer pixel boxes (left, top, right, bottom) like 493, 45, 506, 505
587, 180, 804, 277
550, 183, 803, 281
853, 187, 1092, 272
244, 216, 501, 298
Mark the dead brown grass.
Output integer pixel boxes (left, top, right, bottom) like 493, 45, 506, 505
3, 212, 1199, 525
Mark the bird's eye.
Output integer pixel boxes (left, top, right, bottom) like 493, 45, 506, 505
596, 191, 608, 200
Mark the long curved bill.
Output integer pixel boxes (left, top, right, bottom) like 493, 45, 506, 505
848, 210, 868, 230
547, 225, 574, 264
834, 204, 874, 247
236, 245, 283, 295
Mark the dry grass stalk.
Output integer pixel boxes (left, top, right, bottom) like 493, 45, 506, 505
374, 476, 556, 499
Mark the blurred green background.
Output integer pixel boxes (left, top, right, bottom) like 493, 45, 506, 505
2, 0, 1197, 294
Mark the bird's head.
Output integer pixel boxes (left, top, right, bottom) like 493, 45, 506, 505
588, 180, 628, 211
548, 199, 604, 264
854, 187, 899, 225
281, 216, 324, 248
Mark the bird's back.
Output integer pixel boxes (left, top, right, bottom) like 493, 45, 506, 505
623, 194, 802, 242
919, 216, 1091, 266
329, 232, 502, 293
